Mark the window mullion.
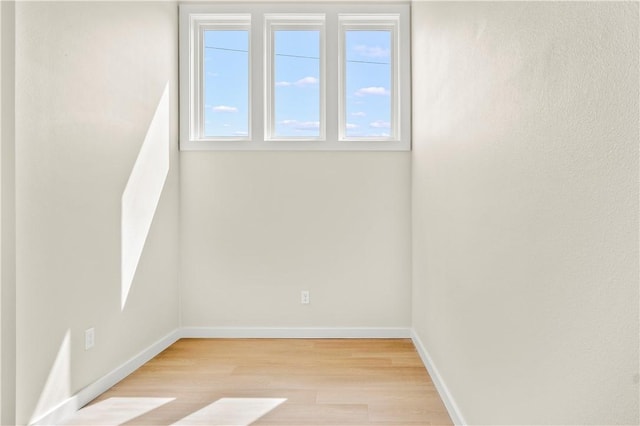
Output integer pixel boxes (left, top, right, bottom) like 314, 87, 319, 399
325, 13, 339, 143
251, 13, 264, 142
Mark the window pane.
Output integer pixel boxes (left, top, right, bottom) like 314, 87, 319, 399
203, 30, 249, 138
274, 30, 320, 138
345, 30, 391, 138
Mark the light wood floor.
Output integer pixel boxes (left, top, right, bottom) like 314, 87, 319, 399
63, 339, 453, 425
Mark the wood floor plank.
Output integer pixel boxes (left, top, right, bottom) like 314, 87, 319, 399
63, 339, 452, 426
315, 387, 441, 405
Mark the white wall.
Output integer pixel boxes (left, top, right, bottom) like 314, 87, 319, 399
412, 2, 639, 425
180, 152, 411, 328
1, 1, 17, 424
14, 2, 179, 424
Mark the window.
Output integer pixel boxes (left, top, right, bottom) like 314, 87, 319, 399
265, 14, 325, 140
340, 15, 398, 141
182, 13, 251, 144
179, 3, 410, 151
203, 29, 250, 138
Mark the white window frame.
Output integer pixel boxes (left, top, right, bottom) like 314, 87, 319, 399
339, 14, 399, 142
179, 2, 410, 151
182, 13, 251, 146
265, 14, 326, 141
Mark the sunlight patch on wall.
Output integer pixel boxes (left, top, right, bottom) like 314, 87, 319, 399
171, 397, 287, 425
60, 397, 174, 425
121, 83, 170, 310
29, 330, 71, 424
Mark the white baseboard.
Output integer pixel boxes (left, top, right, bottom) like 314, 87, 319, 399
410, 329, 466, 426
181, 326, 412, 339
31, 328, 181, 426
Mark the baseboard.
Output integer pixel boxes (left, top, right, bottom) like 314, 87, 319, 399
180, 326, 412, 339
31, 328, 181, 426
410, 329, 467, 426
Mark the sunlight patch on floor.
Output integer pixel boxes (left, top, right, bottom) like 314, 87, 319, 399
60, 397, 175, 425
171, 397, 287, 426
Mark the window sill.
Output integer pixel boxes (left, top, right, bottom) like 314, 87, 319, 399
180, 139, 410, 152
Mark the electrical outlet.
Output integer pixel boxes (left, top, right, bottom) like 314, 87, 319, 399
85, 328, 95, 350
301, 290, 310, 305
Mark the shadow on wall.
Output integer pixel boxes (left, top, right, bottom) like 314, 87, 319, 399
121, 82, 171, 310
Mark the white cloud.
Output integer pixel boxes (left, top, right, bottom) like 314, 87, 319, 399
354, 44, 390, 59
213, 105, 238, 113
280, 120, 320, 130
346, 123, 359, 129
296, 76, 318, 86
351, 111, 366, 117
234, 131, 248, 136
276, 76, 319, 88
355, 86, 390, 97
369, 120, 390, 129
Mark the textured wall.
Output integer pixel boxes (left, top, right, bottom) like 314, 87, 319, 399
1, 1, 17, 424
14, 2, 179, 424
411, 2, 639, 424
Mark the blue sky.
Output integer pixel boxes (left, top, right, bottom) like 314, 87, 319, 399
345, 30, 391, 138
274, 30, 321, 137
203, 30, 249, 137
203, 29, 390, 139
